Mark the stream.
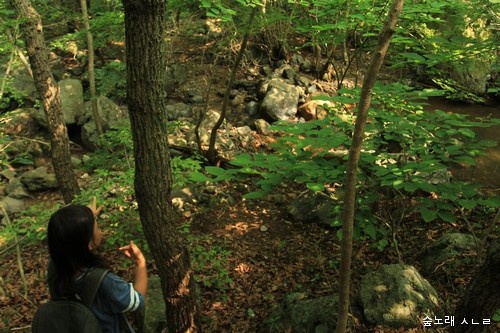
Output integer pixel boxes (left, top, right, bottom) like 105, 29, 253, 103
424, 98, 499, 190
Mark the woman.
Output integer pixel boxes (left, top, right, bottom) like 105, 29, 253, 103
47, 197, 147, 333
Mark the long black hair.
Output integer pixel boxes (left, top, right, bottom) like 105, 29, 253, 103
47, 204, 108, 297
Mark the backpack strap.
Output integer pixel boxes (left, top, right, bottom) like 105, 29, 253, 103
79, 268, 109, 308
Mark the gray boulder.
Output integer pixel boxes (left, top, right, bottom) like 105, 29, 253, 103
59, 78, 85, 124
19, 166, 58, 191
420, 233, 478, 276
80, 96, 129, 151
260, 78, 303, 121
287, 190, 340, 227
261, 293, 338, 333
0, 196, 25, 216
359, 264, 443, 329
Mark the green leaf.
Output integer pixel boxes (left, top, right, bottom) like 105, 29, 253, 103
457, 199, 477, 210
478, 198, 500, 207
306, 183, 325, 192
437, 210, 456, 223
420, 207, 437, 222
458, 128, 475, 138
243, 191, 266, 199
400, 52, 426, 62
190, 172, 213, 182
205, 166, 226, 176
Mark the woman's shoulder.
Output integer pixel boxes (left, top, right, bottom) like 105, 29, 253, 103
97, 270, 144, 313
99, 271, 133, 295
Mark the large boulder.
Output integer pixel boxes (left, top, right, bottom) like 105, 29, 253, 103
259, 78, 303, 121
19, 166, 58, 192
359, 264, 443, 329
59, 78, 85, 124
80, 96, 129, 151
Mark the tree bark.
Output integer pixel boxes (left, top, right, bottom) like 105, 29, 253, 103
11, 0, 80, 204
451, 239, 500, 333
122, 0, 201, 332
335, 1, 405, 332
80, 0, 103, 135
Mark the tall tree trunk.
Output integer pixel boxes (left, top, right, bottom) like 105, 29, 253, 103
122, 1, 201, 332
10, 0, 80, 204
80, 0, 103, 135
451, 239, 500, 333
335, 1, 405, 332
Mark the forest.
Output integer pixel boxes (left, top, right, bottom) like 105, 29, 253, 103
0, 0, 499, 332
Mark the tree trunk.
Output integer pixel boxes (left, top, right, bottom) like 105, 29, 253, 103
451, 239, 500, 333
335, 1, 405, 333
122, 1, 201, 332
11, 0, 80, 204
79, 0, 103, 135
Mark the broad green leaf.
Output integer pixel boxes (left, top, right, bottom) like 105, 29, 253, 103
205, 166, 226, 176
190, 172, 213, 182
306, 183, 325, 192
457, 199, 477, 210
243, 191, 265, 199
437, 210, 456, 223
478, 198, 500, 207
420, 207, 437, 222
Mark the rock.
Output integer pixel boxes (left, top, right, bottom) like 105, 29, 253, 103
19, 166, 59, 191
137, 275, 166, 333
420, 233, 478, 276
1, 196, 25, 215
253, 119, 272, 135
1, 108, 41, 138
166, 102, 192, 121
80, 96, 129, 151
359, 264, 443, 328
244, 101, 260, 118
5, 179, 30, 199
261, 293, 338, 332
259, 78, 303, 121
59, 78, 85, 125
8, 68, 37, 107
287, 190, 340, 227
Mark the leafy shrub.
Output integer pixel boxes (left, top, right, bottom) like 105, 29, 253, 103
179, 223, 233, 291
192, 84, 500, 245
94, 61, 127, 102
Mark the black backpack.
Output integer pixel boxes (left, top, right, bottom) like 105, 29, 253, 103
32, 268, 109, 333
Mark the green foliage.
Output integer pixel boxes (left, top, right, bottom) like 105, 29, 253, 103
179, 223, 233, 291
192, 83, 500, 245
86, 9, 125, 50
493, 308, 500, 322
1, 202, 58, 244
0, 135, 35, 170
390, 0, 498, 101
94, 61, 127, 101
85, 123, 204, 188
84, 124, 134, 171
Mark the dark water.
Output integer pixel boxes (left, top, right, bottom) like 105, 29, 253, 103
424, 98, 499, 190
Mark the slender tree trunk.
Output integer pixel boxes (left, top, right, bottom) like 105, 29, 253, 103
10, 0, 80, 204
80, 0, 103, 135
122, 1, 201, 332
207, 6, 257, 165
335, 1, 405, 332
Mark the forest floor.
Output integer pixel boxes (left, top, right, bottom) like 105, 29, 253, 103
1, 19, 499, 333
